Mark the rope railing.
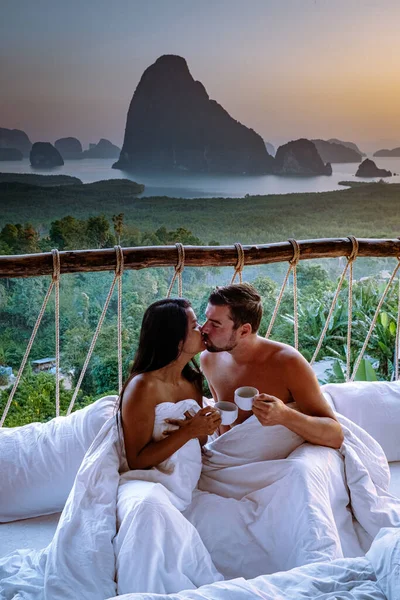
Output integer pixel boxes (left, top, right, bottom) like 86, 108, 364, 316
350, 257, 400, 382
166, 243, 185, 298
1, 237, 400, 426
66, 246, 124, 415
309, 236, 359, 381
0, 250, 61, 427
265, 238, 300, 348
230, 243, 245, 284
52, 249, 61, 416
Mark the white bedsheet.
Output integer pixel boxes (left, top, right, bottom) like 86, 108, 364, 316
0, 400, 222, 599
1, 401, 400, 599
107, 527, 400, 600
182, 411, 400, 580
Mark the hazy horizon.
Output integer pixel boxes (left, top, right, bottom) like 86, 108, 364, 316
1, 0, 400, 153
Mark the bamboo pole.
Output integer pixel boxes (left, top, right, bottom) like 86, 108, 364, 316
0, 238, 399, 279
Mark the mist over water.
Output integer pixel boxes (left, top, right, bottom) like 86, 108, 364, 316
2, 156, 400, 198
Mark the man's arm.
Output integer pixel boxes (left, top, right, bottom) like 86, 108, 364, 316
252, 350, 344, 449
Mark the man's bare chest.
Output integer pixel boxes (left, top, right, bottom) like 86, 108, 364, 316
211, 362, 292, 405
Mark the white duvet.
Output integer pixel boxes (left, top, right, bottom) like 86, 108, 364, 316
1, 399, 400, 600
109, 527, 400, 600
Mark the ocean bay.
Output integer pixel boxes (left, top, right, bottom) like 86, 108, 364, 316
2, 156, 400, 198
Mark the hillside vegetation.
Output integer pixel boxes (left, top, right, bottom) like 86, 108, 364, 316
1, 180, 400, 243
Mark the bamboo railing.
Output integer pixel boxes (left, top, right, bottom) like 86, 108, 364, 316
0, 238, 400, 278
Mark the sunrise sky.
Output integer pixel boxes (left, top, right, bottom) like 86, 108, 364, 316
1, 0, 399, 152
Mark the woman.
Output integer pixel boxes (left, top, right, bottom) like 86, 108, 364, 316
113, 299, 223, 593
119, 298, 221, 470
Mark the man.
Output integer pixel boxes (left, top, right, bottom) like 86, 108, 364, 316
200, 282, 343, 449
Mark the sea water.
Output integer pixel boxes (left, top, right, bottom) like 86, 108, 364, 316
1, 156, 400, 198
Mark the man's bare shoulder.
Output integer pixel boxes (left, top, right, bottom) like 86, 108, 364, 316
269, 343, 316, 384
200, 350, 222, 369
255, 337, 298, 362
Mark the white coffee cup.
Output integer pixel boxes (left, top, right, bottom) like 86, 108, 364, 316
234, 386, 259, 411
215, 401, 238, 425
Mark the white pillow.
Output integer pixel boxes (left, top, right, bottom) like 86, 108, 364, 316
0, 395, 118, 522
321, 381, 400, 462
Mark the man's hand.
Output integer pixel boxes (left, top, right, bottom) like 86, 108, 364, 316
252, 394, 289, 427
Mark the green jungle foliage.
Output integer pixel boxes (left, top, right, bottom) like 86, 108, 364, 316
1, 182, 400, 426
1, 180, 400, 244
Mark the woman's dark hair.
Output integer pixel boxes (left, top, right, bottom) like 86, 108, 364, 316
118, 298, 203, 413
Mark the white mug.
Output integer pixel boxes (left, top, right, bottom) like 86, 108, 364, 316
215, 401, 238, 425
234, 386, 259, 411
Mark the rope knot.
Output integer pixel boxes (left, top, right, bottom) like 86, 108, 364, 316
51, 249, 60, 282
231, 243, 245, 284
166, 243, 186, 298
174, 243, 185, 274
288, 239, 300, 266
114, 245, 124, 277
347, 236, 359, 263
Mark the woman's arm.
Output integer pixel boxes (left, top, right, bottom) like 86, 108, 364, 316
194, 387, 208, 446
121, 377, 220, 469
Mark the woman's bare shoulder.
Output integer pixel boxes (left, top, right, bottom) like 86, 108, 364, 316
123, 373, 159, 408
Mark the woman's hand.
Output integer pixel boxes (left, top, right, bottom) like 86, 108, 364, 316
164, 410, 193, 434
165, 407, 221, 438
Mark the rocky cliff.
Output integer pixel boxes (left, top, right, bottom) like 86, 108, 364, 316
30, 142, 64, 167
274, 139, 332, 176
83, 139, 120, 158
0, 128, 32, 157
356, 159, 392, 177
373, 147, 400, 157
55, 137, 83, 159
328, 139, 366, 157
113, 55, 274, 174
312, 139, 362, 163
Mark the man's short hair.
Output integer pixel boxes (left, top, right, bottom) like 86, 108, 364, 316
208, 283, 262, 333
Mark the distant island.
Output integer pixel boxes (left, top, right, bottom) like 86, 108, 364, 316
312, 139, 362, 163
55, 137, 83, 160
0, 127, 32, 157
338, 180, 389, 188
113, 54, 332, 176
274, 139, 332, 176
373, 147, 400, 157
113, 54, 275, 175
355, 158, 392, 178
327, 139, 366, 157
0, 128, 121, 163
83, 139, 120, 159
3, 57, 392, 179
30, 142, 64, 167
0, 174, 144, 193
0, 173, 82, 186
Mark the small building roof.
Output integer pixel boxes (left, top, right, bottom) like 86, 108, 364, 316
31, 357, 56, 365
